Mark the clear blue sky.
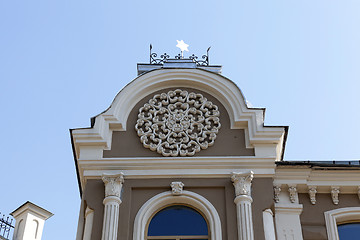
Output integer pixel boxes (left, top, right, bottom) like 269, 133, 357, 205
1, 1, 359, 239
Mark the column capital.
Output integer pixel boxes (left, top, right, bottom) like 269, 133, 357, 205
102, 173, 124, 198
231, 171, 254, 197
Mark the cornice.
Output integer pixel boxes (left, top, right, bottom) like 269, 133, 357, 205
274, 167, 360, 193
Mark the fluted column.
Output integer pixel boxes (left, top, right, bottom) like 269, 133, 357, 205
101, 173, 124, 240
231, 171, 254, 240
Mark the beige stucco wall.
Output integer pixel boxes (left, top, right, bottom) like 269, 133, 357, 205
103, 87, 255, 158
82, 177, 273, 240
299, 193, 360, 240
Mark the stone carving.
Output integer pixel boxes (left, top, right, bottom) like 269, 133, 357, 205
274, 185, 281, 203
231, 171, 254, 196
102, 174, 124, 198
288, 185, 297, 203
308, 186, 317, 205
331, 186, 340, 205
135, 89, 221, 157
170, 181, 184, 195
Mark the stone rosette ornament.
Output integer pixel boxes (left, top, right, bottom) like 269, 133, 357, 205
135, 89, 221, 157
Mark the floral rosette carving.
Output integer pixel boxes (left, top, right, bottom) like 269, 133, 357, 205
135, 89, 221, 157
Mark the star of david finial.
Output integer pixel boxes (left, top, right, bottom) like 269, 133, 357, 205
176, 40, 189, 58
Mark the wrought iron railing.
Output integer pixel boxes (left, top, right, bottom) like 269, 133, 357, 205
0, 212, 14, 240
150, 45, 211, 66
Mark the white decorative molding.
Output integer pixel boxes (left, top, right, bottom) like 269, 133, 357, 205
274, 185, 281, 203
83, 207, 94, 240
72, 68, 287, 191
275, 168, 360, 194
101, 173, 124, 240
308, 186, 317, 205
231, 171, 254, 196
288, 185, 297, 203
274, 203, 304, 240
133, 190, 222, 240
231, 171, 254, 240
324, 207, 360, 240
102, 174, 124, 198
135, 89, 221, 157
263, 209, 276, 240
170, 181, 184, 195
331, 186, 340, 205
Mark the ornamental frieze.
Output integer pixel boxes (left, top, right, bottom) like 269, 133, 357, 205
135, 89, 221, 157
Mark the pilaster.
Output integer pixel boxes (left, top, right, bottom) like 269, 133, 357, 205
274, 184, 303, 240
101, 173, 124, 240
231, 171, 254, 240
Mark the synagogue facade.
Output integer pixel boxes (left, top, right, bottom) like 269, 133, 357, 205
70, 53, 360, 240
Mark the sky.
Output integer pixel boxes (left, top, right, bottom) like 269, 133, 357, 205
1, 0, 360, 239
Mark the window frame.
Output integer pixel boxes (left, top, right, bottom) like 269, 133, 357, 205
145, 204, 210, 240
133, 190, 222, 240
324, 207, 360, 240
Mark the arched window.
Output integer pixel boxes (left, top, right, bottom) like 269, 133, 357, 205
133, 190, 222, 240
147, 205, 209, 240
324, 207, 360, 240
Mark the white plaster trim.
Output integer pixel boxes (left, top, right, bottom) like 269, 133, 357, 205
274, 203, 304, 240
263, 209, 276, 240
133, 190, 222, 240
83, 207, 94, 240
324, 207, 360, 240
83, 169, 274, 179
72, 69, 286, 156
274, 168, 360, 194
72, 68, 287, 190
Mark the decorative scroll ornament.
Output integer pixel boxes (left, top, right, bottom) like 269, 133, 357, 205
274, 185, 281, 203
288, 185, 297, 203
171, 181, 184, 195
135, 89, 221, 157
308, 186, 317, 205
331, 186, 340, 205
150, 44, 211, 66
231, 171, 254, 197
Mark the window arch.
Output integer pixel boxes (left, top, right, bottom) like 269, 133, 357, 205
147, 205, 209, 239
133, 190, 222, 240
324, 207, 360, 240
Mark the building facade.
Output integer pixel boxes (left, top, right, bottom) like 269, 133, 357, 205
71, 57, 360, 240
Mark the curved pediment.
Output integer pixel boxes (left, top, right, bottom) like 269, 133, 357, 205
71, 67, 288, 190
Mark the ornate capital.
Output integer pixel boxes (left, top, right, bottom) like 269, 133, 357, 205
170, 181, 184, 195
331, 186, 340, 205
102, 173, 124, 198
274, 185, 281, 203
308, 186, 317, 205
231, 171, 254, 197
288, 185, 297, 203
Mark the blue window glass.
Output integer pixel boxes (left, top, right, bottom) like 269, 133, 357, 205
338, 223, 360, 240
148, 205, 208, 236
